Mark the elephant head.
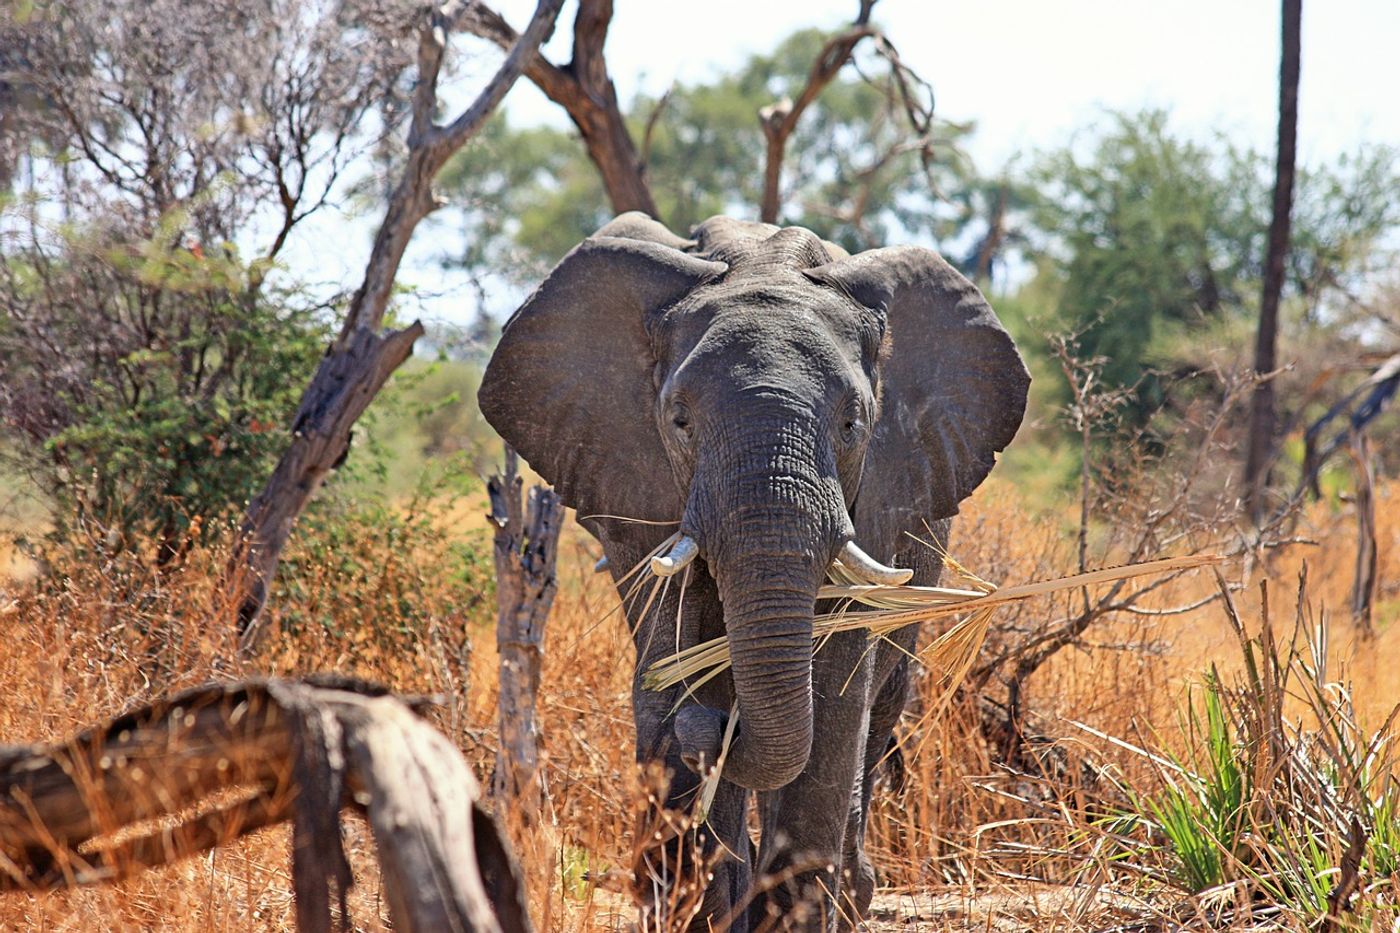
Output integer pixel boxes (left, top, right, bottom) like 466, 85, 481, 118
479, 213, 1029, 791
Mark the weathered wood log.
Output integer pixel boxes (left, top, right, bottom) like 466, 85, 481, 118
0, 677, 531, 933
488, 447, 563, 824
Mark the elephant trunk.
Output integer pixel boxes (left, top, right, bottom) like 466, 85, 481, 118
682, 419, 848, 791
706, 557, 819, 789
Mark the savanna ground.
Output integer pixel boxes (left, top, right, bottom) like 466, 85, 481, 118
1, 469, 1396, 932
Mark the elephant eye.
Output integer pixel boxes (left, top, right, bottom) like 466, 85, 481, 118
839, 397, 868, 446
671, 405, 693, 440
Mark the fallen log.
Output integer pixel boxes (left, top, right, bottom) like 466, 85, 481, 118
0, 676, 530, 933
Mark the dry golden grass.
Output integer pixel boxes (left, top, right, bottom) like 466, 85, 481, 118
0, 477, 1395, 930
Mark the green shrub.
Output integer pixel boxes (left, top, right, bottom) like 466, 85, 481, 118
2, 223, 328, 564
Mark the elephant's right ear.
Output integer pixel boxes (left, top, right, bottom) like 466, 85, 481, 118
479, 236, 727, 526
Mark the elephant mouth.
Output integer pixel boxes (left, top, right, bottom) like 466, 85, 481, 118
650, 534, 911, 586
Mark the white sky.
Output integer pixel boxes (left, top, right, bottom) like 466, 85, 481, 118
290, 0, 1400, 329
496, 0, 1400, 168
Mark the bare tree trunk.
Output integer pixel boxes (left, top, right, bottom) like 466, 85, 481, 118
1347, 432, 1377, 635
488, 448, 563, 823
973, 184, 1009, 283
1243, 0, 1301, 523
0, 677, 532, 933
462, 0, 657, 216
227, 0, 564, 644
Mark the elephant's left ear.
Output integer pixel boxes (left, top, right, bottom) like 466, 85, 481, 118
805, 246, 1030, 527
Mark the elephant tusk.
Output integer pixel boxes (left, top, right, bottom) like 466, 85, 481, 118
651, 535, 699, 577
835, 540, 913, 586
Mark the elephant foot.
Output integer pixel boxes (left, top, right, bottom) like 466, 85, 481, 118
674, 704, 728, 775
837, 849, 875, 931
750, 845, 846, 932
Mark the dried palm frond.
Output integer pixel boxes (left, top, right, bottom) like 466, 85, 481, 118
643, 554, 1225, 695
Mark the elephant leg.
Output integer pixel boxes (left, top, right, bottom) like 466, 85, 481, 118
634, 773, 753, 933
835, 528, 948, 927
839, 649, 913, 928
749, 630, 874, 932
608, 543, 751, 930
839, 793, 874, 933
694, 780, 754, 933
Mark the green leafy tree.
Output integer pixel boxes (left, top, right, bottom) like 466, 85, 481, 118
0, 0, 414, 565
1030, 110, 1265, 405
1028, 109, 1398, 419
1, 224, 328, 564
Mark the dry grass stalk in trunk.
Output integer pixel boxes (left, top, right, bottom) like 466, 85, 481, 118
648, 552, 1222, 826
644, 554, 1225, 694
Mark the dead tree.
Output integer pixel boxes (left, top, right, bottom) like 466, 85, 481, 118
0, 677, 531, 933
229, 0, 565, 644
758, 1, 878, 224
461, 0, 658, 216
488, 448, 563, 825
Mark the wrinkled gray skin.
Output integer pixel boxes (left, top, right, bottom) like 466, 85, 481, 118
479, 214, 1029, 930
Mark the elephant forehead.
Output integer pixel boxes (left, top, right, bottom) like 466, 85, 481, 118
678, 275, 856, 338
677, 305, 860, 388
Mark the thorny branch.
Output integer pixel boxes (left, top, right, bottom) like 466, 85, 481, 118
963, 339, 1310, 752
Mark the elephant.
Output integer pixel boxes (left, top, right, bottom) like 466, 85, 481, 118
478, 212, 1029, 930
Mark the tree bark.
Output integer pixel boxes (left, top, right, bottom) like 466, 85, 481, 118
0, 677, 532, 933
226, 0, 564, 643
488, 448, 563, 824
1243, 0, 1301, 523
461, 0, 657, 216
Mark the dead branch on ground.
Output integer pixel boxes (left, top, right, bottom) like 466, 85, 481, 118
0, 677, 531, 932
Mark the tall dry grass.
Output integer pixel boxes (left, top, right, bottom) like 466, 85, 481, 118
0, 477, 1395, 930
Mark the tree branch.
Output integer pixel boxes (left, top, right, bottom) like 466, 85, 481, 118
460, 0, 657, 215
344, 0, 564, 339
639, 83, 675, 172
758, 0, 880, 223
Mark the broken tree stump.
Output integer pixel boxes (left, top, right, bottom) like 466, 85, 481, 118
0, 677, 531, 933
488, 447, 564, 826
